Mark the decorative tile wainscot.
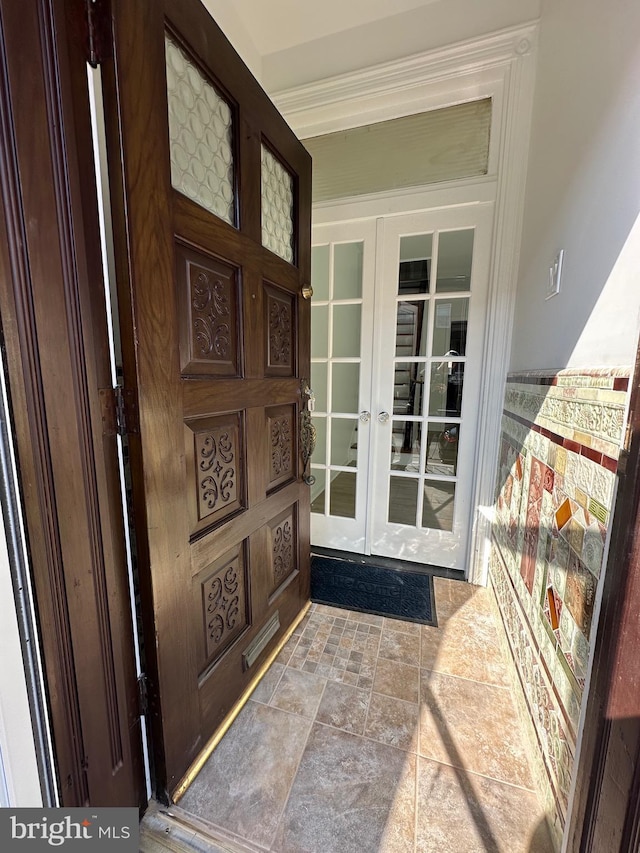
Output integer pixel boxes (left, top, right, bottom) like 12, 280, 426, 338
489, 368, 630, 838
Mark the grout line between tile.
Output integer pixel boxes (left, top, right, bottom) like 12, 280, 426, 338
419, 666, 513, 691
265, 694, 323, 852
418, 752, 540, 795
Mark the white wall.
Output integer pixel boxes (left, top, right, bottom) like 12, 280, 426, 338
263, 0, 540, 92
510, 0, 640, 371
0, 505, 43, 806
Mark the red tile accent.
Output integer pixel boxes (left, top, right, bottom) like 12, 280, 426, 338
602, 454, 618, 472
613, 377, 629, 392
581, 445, 603, 464
563, 438, 581, 454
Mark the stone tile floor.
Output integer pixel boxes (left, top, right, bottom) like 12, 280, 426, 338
154, 578, 555, 853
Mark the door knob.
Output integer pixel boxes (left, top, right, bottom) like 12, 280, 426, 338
377, 411, 390, 424
359, 411, 371, 423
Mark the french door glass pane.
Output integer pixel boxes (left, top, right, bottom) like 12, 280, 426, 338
311, 417, 327, 465
332, 305, 361, 357
426, 425, 459, 476
165, 36, 234, 223
331, 363, 360, 413
311, 306, 329, 358
431, 297, 469, 356
391, 420, 422, 471
329, 471, 357, 518
334, 243, 363, 298
331, 418, 358, 466
393, 362, 425, 416
428, 362, 465, 417
311, 363, 328, 412
388, 477, 419, 525
398, 234, 433, 294
422, 481, 456, 530
435, 229, 474, 293
310, 469, 327, 514
395, 301, 429, 357
311, 244, 330, 300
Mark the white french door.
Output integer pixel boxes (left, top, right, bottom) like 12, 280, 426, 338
308, 219, 377, 552
310, 203, 493, 570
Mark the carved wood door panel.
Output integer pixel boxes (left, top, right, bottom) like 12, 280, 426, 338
102, 0, 311, 797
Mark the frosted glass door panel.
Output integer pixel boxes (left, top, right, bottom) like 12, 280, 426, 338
165, 36, 235, 223
261, 145, 294, 262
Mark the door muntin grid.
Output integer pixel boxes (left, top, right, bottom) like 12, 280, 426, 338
310, 240, 364, 520
387, 228, 474, 532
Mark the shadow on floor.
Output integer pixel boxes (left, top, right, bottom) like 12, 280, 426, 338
141, 578, 556, 852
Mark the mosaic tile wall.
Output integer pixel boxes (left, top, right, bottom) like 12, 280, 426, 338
489, 368, 630, 834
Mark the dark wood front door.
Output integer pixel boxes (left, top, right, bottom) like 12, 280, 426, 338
101, 0, 312, 797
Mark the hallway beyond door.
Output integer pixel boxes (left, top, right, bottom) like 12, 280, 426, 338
141, 579, 555, 852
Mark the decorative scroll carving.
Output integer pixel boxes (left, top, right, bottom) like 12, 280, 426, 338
192, 269, 231, 359
265, 404, 295, 492
190, 413, 244, 527
271, 416, 292, 477
176, 244, 240, 376
264, 284, 294, 375
269, 298, 291, 365
269, 510, 297, 594
202, 552, 247, 663
197, 429, 236, 514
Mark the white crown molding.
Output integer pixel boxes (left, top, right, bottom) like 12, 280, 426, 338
272, 21, 538, 138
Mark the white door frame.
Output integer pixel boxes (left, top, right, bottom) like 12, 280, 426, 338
274, 21, 539, 583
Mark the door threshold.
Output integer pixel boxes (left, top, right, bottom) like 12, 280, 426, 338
140, 801, 262, 853
311, 546, 466, 580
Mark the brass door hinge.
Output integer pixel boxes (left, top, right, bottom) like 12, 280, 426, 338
99, 387, 139, 437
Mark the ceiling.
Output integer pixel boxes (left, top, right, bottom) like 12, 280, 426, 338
206, 0, 440, 55
201, 0, 541, 92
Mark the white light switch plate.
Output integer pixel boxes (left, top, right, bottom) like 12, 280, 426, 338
546, 249, 564, 299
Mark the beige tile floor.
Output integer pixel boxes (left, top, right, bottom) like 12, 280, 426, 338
170, 578, 555, 853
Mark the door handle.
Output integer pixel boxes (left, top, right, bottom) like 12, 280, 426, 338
377, 411, 390, 424
359, 411, 371, 423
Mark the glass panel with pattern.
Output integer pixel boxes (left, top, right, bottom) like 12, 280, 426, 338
261, 145, 295, 263
310, 241, 365, 520
165, 35, 235, 224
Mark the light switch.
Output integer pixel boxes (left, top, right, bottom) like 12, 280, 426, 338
546, 249, 564, 300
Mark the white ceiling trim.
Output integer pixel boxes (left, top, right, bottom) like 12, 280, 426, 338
272, 21, 538, 139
